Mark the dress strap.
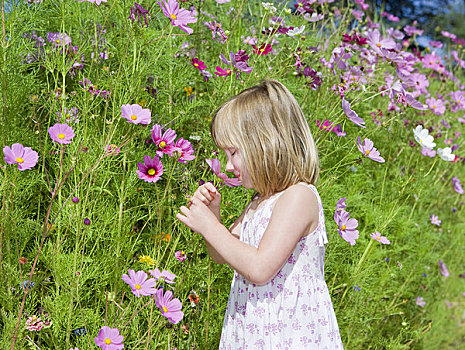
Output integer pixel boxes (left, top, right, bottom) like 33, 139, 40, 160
305, 184, 328, 247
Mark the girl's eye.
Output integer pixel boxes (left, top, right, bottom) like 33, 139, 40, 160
231, 150, 236, 156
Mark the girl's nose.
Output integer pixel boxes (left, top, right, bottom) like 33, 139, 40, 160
225, 158, 234, 172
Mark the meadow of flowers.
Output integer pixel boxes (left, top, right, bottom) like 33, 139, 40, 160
1, 0, 464, 348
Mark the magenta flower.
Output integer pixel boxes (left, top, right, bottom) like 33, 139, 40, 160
157, 0, 197, 35
335, 209, 359, 245
439, 259, 449, 277
356, 136, 385, 163
370, 231, 390, 245
452, 177, 464, 194
430, 214, 441, 226
415, 296, 426, 308
252, 43, 272, 55
215, 66, 232, 76
3, 143, 39, 171
149, 268, 176, 284
206, 158, 241, 187
342, 98, 366, 128
151, 124, 176, 158
25, 315, 44, 331
426, 97, 446, 115
136, 155, 164, 183
205, 20, 228, 43
175, 250, 187, 262
167, 137, 195, 163
191, 58, 206, 70
121, 104, 151, 125
122, 269, 157, 297
155, 288, 184, 324
94, 326, 124, 350
48, 123, 75, 144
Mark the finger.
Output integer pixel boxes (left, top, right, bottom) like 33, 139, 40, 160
176, 212, 188, 224
179, 206, 190, 215
201, 187, 213, 201
205, 182, 218, 194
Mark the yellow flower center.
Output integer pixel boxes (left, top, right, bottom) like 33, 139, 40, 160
226, 69, 231, 74
66, 113, 70, 117
159, 141, 166, 148
148, 168, 156, 176
194, 63, 198, 67
457, 100, 461, 104
16, 157, 24, 163
365, 150, 370, 155
341, 225, 347, 231
376, 236, 381, 240
135, 284, 141, 289
377, 43, 381, 47
170, 14, 177, 20
162, 306, 168, 313
55, 39, 61, 44
131, 115, 137, 120
433, 105, 436, 109
105, 338, 112, 345
58, 133, 65, 139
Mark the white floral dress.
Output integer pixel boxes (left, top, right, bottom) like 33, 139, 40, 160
219, 183, 343, 349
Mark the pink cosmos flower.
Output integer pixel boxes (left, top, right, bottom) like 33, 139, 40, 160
48, 123, 75, 144
3, 143, 39, 171
205, 21, 228, 43
366, 29, 396, 53
167, 137, 195, 163
439, 259, 449, 277
25, 315, 44, 331
426, 97, 446, 115
452, 177, 464, 194
334, 197, 347, 223
47, 32, 71, 48
429, 40, 443, 48
206, 158, 241, 187
151, 124, 177, 158
441, 30, 457, 40
215, 66, 231, 76
351, 9, 364, 21
342, 98, 366, 128
370, 231, 390, 245
252, 43, 272, 55
356, 137, 385, 163
422, 54, 443, 72
121, 104, 151, 125
415, 296, 426, 308
94, 326, 124, 350
122, 269, 157, 297
149, 268, 176, 284
191, 58, 206, 70
430, 214, 441, 226
175, 250, 187, 262
155, 288, 184, 324
157, 0, 197, 35
136, 155, 164, 183
105, 144, 121, 156
421, 148, 436, 157
335, 209, 359, 245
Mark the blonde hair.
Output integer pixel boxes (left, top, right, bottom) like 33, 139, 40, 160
210, 79, 319, 196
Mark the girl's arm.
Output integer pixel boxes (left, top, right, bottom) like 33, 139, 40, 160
177, 183, 319, 285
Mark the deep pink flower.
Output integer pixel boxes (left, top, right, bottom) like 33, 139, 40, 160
206, 158, 241, 187
3, 143, 39, 171
136, 155, 164, 183
25, 315, 44, 331
439, 259, 449, 277
335, 209, 359, 245
214, 66, 231, 76
205, 21, 228, 43
370, 231, 390, 245
48, 123, 75, 144
151, 124, 177, 158
356, 137, 385, 162
430, 214, 441, 226
94, 326, 124, 350
191, 58, 206, 70
252, 43, 272, 55
121, 104, 151, 125
122, 269, 157, 297
175, 250, 187, 262
342, 98, 366, 128
149, 268, 176, 284
157, 0, 197, 35
155, 288, 184, 324
167, 138, 195, 163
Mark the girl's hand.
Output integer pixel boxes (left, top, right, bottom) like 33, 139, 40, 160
177, 197, 220, 235
191, 182, 221, 221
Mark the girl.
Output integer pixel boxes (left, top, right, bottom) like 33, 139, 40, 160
176, 80, 343, 349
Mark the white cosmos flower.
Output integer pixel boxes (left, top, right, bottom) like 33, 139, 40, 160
287, 25, 306, 37
437, 147, 455, 161
413, 125, 436, 149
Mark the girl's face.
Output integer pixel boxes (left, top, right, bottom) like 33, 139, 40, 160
223, 147, 253, 189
